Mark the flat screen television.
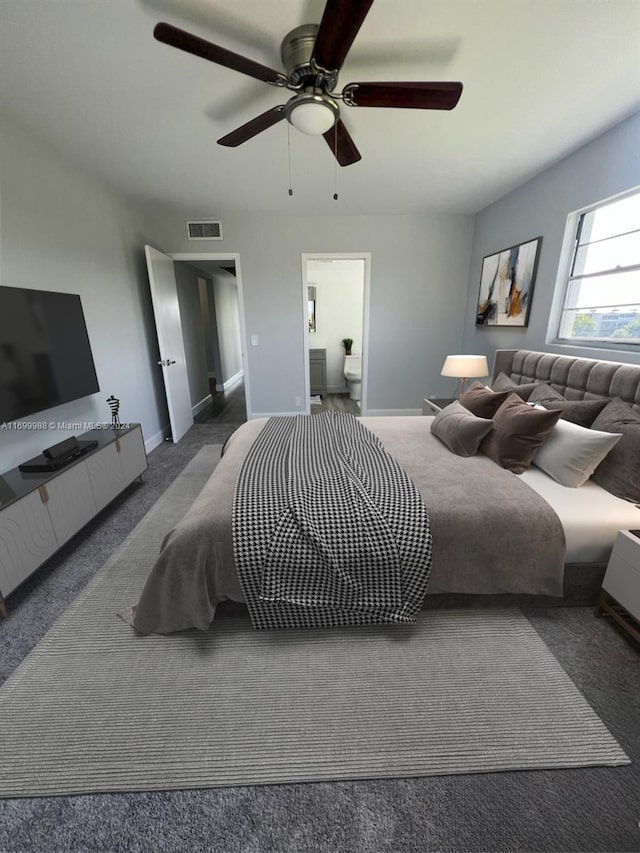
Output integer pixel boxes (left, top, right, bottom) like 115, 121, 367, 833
0, 286, 100, 423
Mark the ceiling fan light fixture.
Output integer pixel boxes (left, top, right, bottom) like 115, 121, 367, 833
154, 3, 463, 166
286, 93, 338, 135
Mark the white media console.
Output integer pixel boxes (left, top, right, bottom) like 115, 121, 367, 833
0, 423, 147, 616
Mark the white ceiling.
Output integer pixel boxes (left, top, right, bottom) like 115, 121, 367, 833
1, 0, 639, 216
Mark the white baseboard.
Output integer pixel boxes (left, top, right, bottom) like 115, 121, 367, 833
144, 425, 169, 454
216, 370, 244, 393
192, 394, 213, 417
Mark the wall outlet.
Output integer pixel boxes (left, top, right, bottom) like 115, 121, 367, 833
295, 396, 302, 407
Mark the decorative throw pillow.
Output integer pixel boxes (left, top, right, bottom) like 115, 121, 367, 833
459, 380, 510, 419
527, 382, 609, 427
430, 401, 493, 457
480, 393, 562, 474
531, 415, 622, 487
589, 398, 640, 503
491, 371, 540, 401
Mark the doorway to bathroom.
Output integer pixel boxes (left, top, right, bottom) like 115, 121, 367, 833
301, 253, 370, 415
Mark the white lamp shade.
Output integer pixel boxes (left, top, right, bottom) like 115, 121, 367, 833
440, 354, 489, 379
288, 101, 336, 135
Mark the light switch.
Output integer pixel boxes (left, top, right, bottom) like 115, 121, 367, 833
251, 334, 259, 346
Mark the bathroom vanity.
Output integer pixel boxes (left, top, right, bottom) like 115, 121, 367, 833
309, 348, 327, 397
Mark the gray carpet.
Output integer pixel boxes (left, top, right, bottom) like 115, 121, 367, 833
0, 422, 239, 684
0, 424, 639, 853
0, 447, 628, 798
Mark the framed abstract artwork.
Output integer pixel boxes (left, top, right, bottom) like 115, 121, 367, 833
476, 236, 542, 327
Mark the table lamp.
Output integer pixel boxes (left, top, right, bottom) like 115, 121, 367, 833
441, 354, 489, 398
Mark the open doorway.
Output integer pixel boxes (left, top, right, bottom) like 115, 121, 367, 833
171, 252, 251, 430
301, 253, 370, 415
145, 248, 249, 442
174, 259, 247, 426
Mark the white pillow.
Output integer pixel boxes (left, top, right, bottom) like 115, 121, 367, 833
532, 410, 622, 487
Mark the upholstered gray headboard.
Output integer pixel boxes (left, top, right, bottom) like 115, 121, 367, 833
491, 349, 640, 415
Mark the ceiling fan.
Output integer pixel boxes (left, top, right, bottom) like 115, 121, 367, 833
153, 0, 463, 166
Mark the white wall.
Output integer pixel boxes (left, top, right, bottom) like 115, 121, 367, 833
0, 112, 170, 471
307, 260, 364, 393
212, 272, 243, 387
174, 262, 210, 411
200, 278, 223, 384
461, 111, 640, 367
198, 277, 215, 378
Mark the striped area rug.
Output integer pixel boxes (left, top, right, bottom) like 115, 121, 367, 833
0, 447, 629, 798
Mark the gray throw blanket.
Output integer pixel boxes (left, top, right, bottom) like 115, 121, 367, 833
232, 412, 432, 629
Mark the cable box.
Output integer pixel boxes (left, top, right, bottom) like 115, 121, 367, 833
19, 441, 99, 474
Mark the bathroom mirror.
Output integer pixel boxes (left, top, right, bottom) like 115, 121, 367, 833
307, 285, 317, 333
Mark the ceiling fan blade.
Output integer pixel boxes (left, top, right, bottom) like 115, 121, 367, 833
217, 105, 286, 147
154, 22, 286, 85
343, 81, 463, 110
322, 119, 362, 166
311, 0, 375, 72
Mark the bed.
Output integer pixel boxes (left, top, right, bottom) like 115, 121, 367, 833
127, 349, 640, 634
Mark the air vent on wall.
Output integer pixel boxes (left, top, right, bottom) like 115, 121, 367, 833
186, 220, 223, 240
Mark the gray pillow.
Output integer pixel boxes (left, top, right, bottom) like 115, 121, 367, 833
491, 371, 540, 401
590, 398, 640, 502
531, 413, 622, 487
528, 382, 609, 427
480, 393, 562, 474
430, 400, 493, 457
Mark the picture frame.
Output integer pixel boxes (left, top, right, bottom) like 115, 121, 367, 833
476, 236, 542, 327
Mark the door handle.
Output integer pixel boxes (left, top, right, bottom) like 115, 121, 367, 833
157, 359, 177, 366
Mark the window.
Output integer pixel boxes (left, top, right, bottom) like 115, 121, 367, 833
555, 189, 640, 347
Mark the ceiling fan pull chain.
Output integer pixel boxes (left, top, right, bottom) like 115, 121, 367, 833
333, 122, 338, 200
287, 122, 294, 197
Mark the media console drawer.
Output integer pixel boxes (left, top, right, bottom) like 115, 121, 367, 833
0, 424, 148, 610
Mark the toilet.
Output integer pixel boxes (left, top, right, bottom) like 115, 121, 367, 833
343, 354, 362, 401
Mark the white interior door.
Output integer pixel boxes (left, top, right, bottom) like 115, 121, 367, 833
144, 245, 193, 443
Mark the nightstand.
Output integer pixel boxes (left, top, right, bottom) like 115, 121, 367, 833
595, 529, 640, 643
422, 398, 455, 415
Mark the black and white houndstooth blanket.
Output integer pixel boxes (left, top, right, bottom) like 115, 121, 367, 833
232, 412, 432, 630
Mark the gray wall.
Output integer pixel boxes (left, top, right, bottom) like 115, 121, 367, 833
151, 213, 475, 415
461, 110, 640, 367
0, 113, 171, 471
174, 262, 210, 410
9, 104, 635, 467
0, 111, 475, 435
